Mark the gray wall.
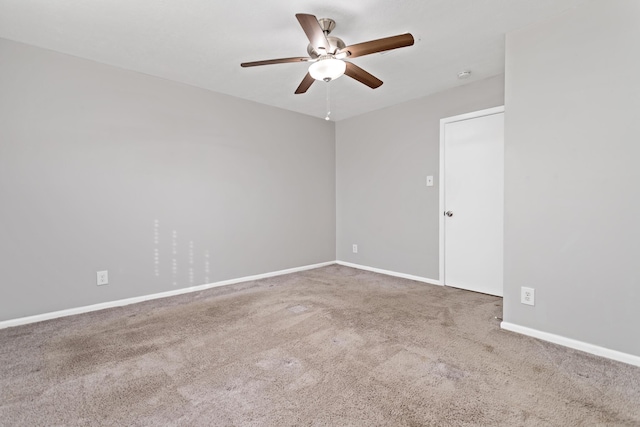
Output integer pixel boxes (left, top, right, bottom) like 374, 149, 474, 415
503, 1, 640, 356
336, 76, 505, 279
0, 39, 336, 321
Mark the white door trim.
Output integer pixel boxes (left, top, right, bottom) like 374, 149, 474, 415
438, 106, 505, 287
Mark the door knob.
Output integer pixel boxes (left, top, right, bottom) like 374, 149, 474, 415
445, 211, 454, 217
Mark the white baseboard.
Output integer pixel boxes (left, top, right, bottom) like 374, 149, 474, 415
501, 321, 640, 368
336, 261, 441, 286
0, 261, 336, 330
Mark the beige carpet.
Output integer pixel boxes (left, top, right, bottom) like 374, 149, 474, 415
1, 265, 639, 426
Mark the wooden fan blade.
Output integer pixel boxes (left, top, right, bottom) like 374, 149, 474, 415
295, 72, 315, 94
296, 13, 331, 51
344, 62, 383, 89
339, 33, 414, 59
241, 57, 311, 67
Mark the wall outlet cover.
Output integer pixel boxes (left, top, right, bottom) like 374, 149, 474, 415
352, 244, 358, 254
97, 270, 109, 286
521, 287, 535, 306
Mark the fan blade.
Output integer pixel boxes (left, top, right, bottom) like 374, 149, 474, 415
296, 13, 331, 52
344, 62, 383, 89
241, 57, 311, 67
295, 72, 315, 94
339, 33, 414, 59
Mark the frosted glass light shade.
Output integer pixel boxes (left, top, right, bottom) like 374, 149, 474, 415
309, 58, 346, 81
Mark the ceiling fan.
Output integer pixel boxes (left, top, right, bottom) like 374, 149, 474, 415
240, 13, 414, 94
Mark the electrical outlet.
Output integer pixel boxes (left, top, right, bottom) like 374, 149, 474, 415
352, 244, 358, 254
521, 287, 535, 306
97, 270, 109, 286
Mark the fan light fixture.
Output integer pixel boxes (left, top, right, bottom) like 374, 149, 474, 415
309, 57, 346, 82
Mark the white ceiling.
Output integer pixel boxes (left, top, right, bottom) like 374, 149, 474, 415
0, 0, 589, 121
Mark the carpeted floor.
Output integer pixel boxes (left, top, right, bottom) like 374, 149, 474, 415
1, 265, 639, 426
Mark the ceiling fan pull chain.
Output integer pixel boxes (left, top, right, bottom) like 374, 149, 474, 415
325, 82, 331, 121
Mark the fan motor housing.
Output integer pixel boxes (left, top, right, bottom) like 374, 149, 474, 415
307, 36, 346, 58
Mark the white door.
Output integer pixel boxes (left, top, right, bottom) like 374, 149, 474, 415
440, 107, 504, 296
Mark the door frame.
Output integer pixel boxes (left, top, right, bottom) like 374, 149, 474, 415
438, 106, 505, 288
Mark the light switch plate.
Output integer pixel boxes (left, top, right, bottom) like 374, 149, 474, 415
426, 176, 434, 187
